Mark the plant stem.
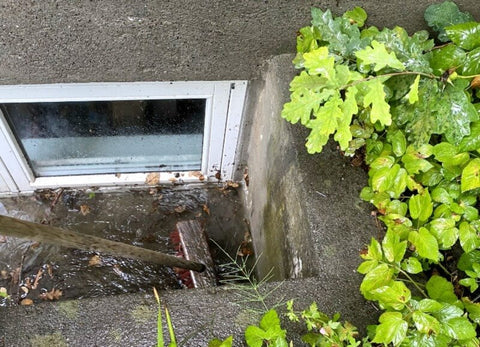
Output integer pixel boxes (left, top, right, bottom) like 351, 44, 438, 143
438, 262, 452, 277
398, 268, 428, 298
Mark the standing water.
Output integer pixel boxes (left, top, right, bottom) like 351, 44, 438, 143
0, 185, 248, 306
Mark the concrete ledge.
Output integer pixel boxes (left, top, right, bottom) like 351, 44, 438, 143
0, 278, 375, 346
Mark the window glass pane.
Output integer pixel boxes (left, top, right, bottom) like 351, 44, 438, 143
2, 99, 206, 176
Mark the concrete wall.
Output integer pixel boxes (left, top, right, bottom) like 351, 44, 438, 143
0, 1, 477, 84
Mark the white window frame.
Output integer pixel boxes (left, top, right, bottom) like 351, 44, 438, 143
0, 81, 247, 193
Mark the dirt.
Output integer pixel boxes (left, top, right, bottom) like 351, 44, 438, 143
0, 184, 248, 306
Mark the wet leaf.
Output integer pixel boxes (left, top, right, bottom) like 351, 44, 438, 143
80, 204, 90, 216
426, 275, 457, 304
0, 270, 8, 279
174, 206, 186, 214
32, 268, 44, 290
145, 172, 160, 185
462, 47, 480, 76
373, 311, 408, 346
408, 227, 439, 262
446, 22, 480, 51
39, 288, 62, 301
343, 6, 367, 27
424, 1, 474, 42
355, 40, 405, 72
88, 255, 102, 267
461, 158, 480, 192
428, 44, 466, 75
20, 298, 34, 306
203, 204, 210, 216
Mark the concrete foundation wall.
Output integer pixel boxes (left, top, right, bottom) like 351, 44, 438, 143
0, 1, 477, 84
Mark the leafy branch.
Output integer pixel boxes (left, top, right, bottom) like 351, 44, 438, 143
282, 1, 480, 346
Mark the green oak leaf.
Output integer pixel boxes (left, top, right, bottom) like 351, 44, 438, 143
461, 158, 480, 192
407, 75, 421, 104
281, 89, 332, 125
289, 71, 327, 93
408, 227, 439, 262
424, 1, 474, 42
334, 86, 358, 150
303, 47, 335, 80
363, 78, 392, 126
372, 312, 408, 346
310, 8, 369, 59
305, 93, 342, 153
355, 40, 405, 72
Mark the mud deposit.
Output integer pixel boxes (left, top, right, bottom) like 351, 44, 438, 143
0, 185, 247, 306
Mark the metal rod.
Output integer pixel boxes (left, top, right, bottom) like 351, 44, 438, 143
0, 215, 206, 272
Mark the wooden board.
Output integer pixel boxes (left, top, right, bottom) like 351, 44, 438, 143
176, 220, 216, 288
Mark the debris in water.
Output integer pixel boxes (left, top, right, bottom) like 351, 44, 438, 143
88, 255, 102, 267
80, 204, 90, 216
39, 288, 62, 301
31, 268, 44, 290
174, 205, 186, 214
145, 172, 160, 185
203, 204, 210, 216
20, 298, 33, 306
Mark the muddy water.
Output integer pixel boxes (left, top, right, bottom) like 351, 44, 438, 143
0, 185, 248, 306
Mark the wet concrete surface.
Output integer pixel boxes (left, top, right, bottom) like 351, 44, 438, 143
0, 184, 248, 307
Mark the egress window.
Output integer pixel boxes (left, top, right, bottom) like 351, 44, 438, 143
0, 81, 247, 193
3, 99, 206, 176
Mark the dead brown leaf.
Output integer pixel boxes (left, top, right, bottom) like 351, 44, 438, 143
146, 172, 160, 185
168, 177, 177, 183
20, 298, 34, 306
203, 204, 210, 216
46, 264, 53, 278
471, 76, 480, 89
39, 288, 62, 301
31, 268, 44, 290
0, 270, 8, 279
226, 181, 239, 188
174, 205, 186, 214
191, 171, 205, 181
20, 286, 29, 294
0, 235, 6, 243
80, 204, 90, 216
88, 255, 102, 267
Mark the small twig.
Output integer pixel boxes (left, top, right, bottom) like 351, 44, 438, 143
315, 191, 327, 197
50, 188, 64, 212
